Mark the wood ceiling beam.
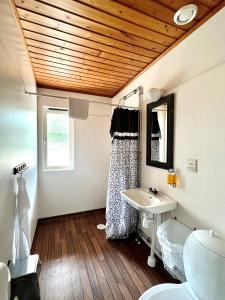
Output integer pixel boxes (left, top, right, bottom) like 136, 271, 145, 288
17, 8, 167, 53
24, 30, 151, 63
22, 23, 158, 61
113, 0, 196, 29
41, 0, 185, 38
35, 74, 117, 91
32, 63, 126, 88
36, 76, 119, 91
29, 52, 139, 78
31, 60, 130, 82
26, 39, 148, 68
76, 0, 186, 37
24, 32, 98, 57
28, 46, 141, 75
27, 46, 143, 72
36, 83, 116, 96
37, 83, 115, 97
15, 0, 175, 46
33, 66, 126, 86
17, 4, 167, 52
36, 84, 114, 95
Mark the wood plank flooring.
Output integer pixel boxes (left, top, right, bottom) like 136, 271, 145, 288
32, 210, 174, 300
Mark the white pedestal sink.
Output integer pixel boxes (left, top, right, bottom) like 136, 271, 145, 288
121, 188, 177, 267
121, 188, 177, 213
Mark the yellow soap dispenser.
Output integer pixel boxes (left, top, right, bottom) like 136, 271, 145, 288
167, 169, 176, 187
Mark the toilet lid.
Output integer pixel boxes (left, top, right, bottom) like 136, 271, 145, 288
139, 284, 197, 300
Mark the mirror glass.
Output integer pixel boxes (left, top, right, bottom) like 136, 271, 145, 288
146, 94, 174, 169
150, 103, 167, 163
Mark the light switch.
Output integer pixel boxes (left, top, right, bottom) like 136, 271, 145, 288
187, 159, 198, 173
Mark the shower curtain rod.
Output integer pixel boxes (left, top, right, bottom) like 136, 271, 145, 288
118, 87, 141, 103
25, 88, 141, 109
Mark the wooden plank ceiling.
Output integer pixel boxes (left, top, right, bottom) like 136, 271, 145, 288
14, 0, 224, 97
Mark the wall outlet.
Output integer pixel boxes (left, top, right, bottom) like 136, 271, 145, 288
187, 159, 198, 173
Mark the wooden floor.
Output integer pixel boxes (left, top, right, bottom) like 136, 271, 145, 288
32, 210, 174, 300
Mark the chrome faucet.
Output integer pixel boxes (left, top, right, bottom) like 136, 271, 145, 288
147, 187, 159, 195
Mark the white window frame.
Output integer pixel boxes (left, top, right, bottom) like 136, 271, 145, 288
42, 107, 74, 171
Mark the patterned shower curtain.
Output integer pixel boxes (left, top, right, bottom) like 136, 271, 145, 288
105, 108, 139, 239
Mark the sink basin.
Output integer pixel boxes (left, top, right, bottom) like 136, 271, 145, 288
132, 190, 160, 206
120, 188, 177, 214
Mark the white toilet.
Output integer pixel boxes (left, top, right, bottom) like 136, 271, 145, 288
0, 262, 10, 300
139, 230, 225, 300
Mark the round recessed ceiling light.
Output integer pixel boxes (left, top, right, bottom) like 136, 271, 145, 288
174, 4, 198, 25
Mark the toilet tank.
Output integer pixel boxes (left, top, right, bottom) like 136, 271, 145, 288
0, 263, 10, 300
183, 230, 225, 300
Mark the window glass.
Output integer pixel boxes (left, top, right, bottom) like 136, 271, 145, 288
43, 108, 73, 170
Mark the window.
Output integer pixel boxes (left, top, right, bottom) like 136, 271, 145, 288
42, 107, 74, 171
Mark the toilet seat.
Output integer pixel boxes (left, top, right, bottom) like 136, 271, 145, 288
139, 283, 198, 300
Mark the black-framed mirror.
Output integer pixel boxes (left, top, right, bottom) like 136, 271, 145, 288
146, 93, 174, 169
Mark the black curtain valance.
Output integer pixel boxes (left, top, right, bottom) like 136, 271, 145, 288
110, 107, 139, 140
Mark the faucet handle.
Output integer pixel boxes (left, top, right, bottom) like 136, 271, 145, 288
147, 187, 158, 195
152, 188, 158, 195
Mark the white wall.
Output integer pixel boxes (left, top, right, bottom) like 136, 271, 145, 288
113, 8, 225, 238
37, 88, 112, 218
0, 0, 38, 263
